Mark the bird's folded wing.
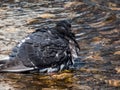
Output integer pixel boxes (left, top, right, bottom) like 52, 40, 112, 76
0, 59, 34, 73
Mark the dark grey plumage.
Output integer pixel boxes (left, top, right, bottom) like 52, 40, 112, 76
0, 20, 80, 73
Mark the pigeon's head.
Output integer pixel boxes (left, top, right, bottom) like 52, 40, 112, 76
56, 20, 72, 36
56, 20, 80, 51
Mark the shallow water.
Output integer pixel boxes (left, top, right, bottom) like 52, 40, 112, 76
0, 0, 120, 90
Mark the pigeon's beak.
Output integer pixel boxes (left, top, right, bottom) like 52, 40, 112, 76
68, 32, 80, 51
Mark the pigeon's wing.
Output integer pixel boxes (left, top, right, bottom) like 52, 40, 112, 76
0, 59, 34, 73
0, 30, 46, 72
17, 30, 72, 69
0, 29, 72, 73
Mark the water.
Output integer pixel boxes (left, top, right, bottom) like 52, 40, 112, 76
0, 0, 120, 90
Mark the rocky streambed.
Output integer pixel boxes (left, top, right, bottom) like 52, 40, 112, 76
0, 0, 120, 90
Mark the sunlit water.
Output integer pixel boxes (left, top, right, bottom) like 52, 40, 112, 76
0, 0, 120, 90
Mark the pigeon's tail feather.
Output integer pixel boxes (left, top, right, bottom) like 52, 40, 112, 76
0, 58, 34, 73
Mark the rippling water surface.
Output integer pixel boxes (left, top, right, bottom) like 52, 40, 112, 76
0, 0, 120, 90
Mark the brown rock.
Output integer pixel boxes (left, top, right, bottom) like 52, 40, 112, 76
64, 1, 83, 8
115, 67, 120, 73
105, 79, 120, 87
52, 73, 73, 80
26, 18, 40, 25
114, 51, 120, 55
70, 84, 92, 90
38, 13, 56, 19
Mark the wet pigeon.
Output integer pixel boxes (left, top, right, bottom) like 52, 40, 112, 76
0, 20, 81, 73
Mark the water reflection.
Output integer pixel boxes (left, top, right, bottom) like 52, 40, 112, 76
1, 72, 77, 90
0, 0, 120, 89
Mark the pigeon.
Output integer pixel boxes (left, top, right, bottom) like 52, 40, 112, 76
0, 20, 81, 73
